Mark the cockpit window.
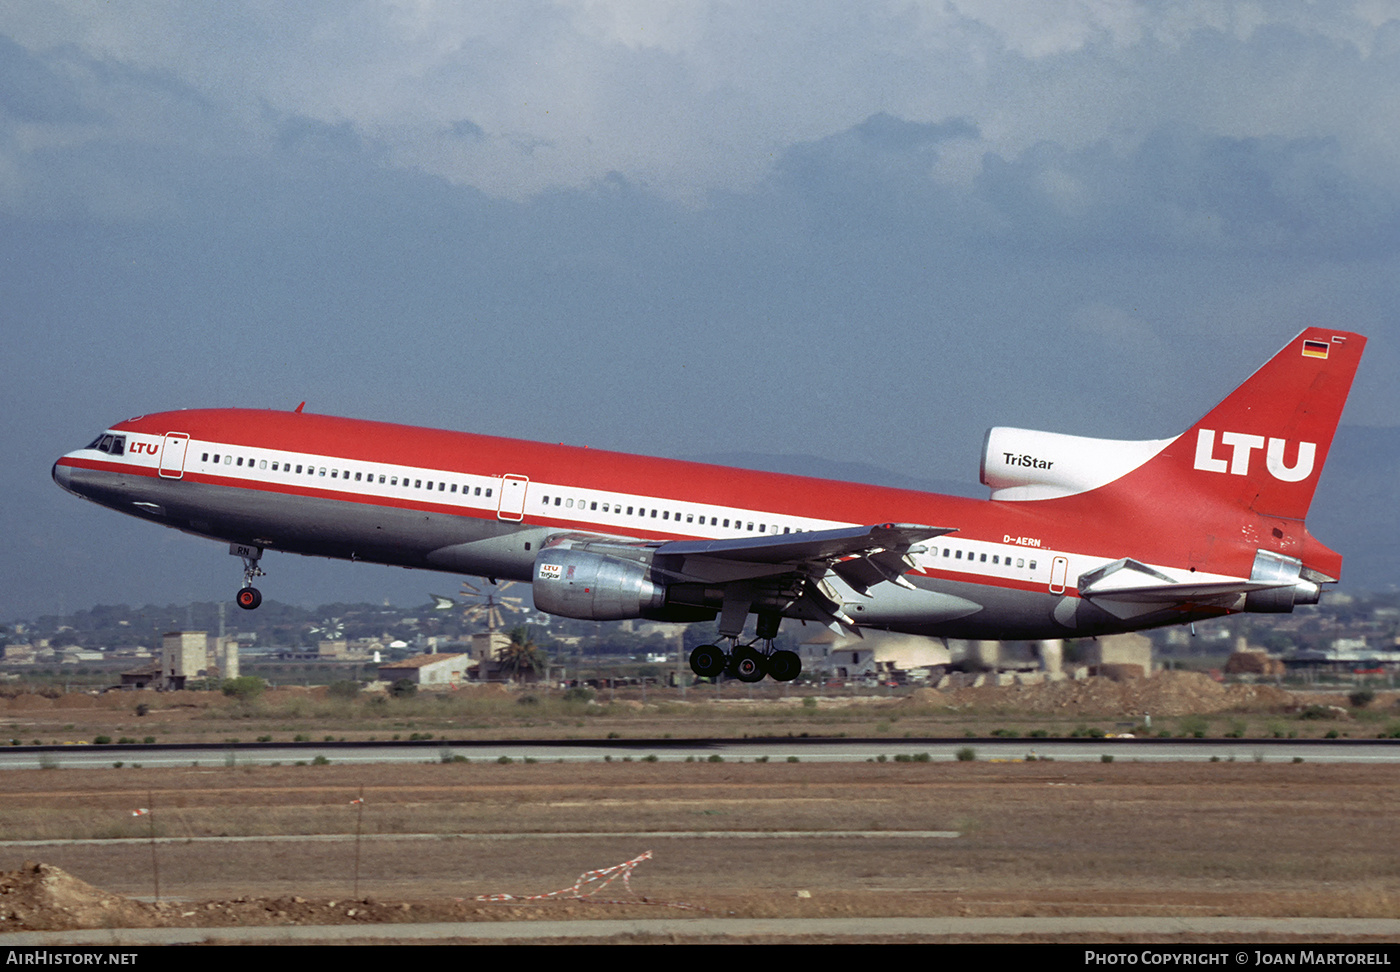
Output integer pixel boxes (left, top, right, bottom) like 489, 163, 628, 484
88, 433, 126, 456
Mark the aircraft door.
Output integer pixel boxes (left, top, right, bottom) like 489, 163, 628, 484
1049, 556, 1069, 594
158, 433, 190, 479
497, 474, 529, 521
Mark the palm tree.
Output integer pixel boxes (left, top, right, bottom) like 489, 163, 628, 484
497, 625, 544, 682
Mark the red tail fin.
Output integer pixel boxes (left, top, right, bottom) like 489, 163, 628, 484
1150, 328, 1365, 522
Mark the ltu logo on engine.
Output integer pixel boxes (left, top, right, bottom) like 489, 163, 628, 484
1193, 429, 1316, 482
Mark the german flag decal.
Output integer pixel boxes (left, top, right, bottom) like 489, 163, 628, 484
1302, 339, 1330, 359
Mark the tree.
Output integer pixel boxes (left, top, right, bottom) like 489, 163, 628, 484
498, 626, 544, 682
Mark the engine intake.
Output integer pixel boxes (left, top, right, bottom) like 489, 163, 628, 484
981, 427, 1172, 501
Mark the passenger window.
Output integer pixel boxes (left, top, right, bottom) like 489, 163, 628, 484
1017, 558, 1024, 568
225, 456, 233, 465
260, 460, 267, 470
591, 502, 597, 511
330, 469, 337, 478
566, 499, 574, 508
980, 553, 987, 562
319, 467, 326, 476
485, 489, 492, 497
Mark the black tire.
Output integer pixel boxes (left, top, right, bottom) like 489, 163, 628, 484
767, 649, 801, 682
689, 644, 726, 679
236, 587, 262, 611
730, 645, 767, 683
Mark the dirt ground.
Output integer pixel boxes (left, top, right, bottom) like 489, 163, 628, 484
3, 670, 1396, 746
1, 759, 1397, 942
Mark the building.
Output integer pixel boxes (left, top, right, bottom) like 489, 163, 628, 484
161, 631, 210, 690
378, 653, 468, 688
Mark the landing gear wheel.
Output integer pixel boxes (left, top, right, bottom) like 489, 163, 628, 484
767, 649, 802, 682
689, 644, 726, 679
729, 645, 767, 683
236, 587, 262, 611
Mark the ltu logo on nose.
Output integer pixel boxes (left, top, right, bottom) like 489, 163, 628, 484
1193, 429, 1316, 482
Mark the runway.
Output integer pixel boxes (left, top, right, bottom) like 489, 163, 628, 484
1, 735, 1396, 770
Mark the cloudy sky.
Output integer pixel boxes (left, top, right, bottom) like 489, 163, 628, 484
4, 1, 1398, 620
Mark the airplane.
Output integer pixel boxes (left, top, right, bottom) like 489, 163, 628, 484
53, 328, 1365, 683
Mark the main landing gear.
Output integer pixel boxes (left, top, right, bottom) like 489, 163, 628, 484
233, 544, 265, 611
688, 613, 802, 683
688, 641, 802, 682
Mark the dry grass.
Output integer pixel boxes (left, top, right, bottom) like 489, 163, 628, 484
0, 760, 1397, 920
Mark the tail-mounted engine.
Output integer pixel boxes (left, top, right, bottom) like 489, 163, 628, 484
981, 427, 1172, 501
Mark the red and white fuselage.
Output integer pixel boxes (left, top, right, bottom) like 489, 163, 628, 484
52, 328, 1365, 656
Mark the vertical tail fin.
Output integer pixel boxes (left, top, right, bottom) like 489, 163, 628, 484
1160, 328, 1365, 522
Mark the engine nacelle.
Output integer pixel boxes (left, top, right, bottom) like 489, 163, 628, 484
531, 546, 667, 621
981, 427, 1173, 501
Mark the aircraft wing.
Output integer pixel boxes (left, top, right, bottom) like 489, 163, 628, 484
658, 522, 949, 568
543, 522, 955, 632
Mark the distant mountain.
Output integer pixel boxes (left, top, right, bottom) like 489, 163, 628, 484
688, 425, 1400, 593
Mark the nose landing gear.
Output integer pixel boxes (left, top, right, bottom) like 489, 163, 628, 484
231, 543, 265, 611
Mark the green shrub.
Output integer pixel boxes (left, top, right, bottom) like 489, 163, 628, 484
955, 746, 976, 762
221, 676, 267, 701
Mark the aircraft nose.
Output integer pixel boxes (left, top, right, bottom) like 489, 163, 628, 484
52, 460, 74, 493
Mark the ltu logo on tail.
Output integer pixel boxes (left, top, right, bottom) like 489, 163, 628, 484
1193, 429, 1316, 482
